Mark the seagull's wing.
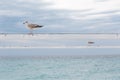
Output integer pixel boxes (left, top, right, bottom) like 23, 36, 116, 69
32, 24, 43, 27
28, 24, 43, 28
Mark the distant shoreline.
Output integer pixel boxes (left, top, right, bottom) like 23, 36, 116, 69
0, 33, 120, 35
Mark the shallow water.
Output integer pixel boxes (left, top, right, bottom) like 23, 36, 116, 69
0, 56, 120, 80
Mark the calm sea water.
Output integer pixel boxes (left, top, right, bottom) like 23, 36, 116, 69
0, 56, 120, 80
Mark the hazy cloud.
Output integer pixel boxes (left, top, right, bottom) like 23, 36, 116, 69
0, 0, 120, 33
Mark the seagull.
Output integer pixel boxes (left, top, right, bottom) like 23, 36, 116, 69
23, 21, 43, 34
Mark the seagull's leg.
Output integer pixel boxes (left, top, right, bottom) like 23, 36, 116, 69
28, 29, 32, 35
31, 29, 32, 34
30, 29, 34, 35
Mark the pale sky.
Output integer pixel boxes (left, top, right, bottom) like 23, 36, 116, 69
0, 0, 120, 33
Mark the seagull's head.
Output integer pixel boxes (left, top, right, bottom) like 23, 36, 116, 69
23, 21, 28, 24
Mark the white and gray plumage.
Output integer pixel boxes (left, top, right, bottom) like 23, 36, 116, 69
23, 21, 43, 33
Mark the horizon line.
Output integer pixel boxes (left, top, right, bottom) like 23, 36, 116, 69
0, 32, 120, 34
